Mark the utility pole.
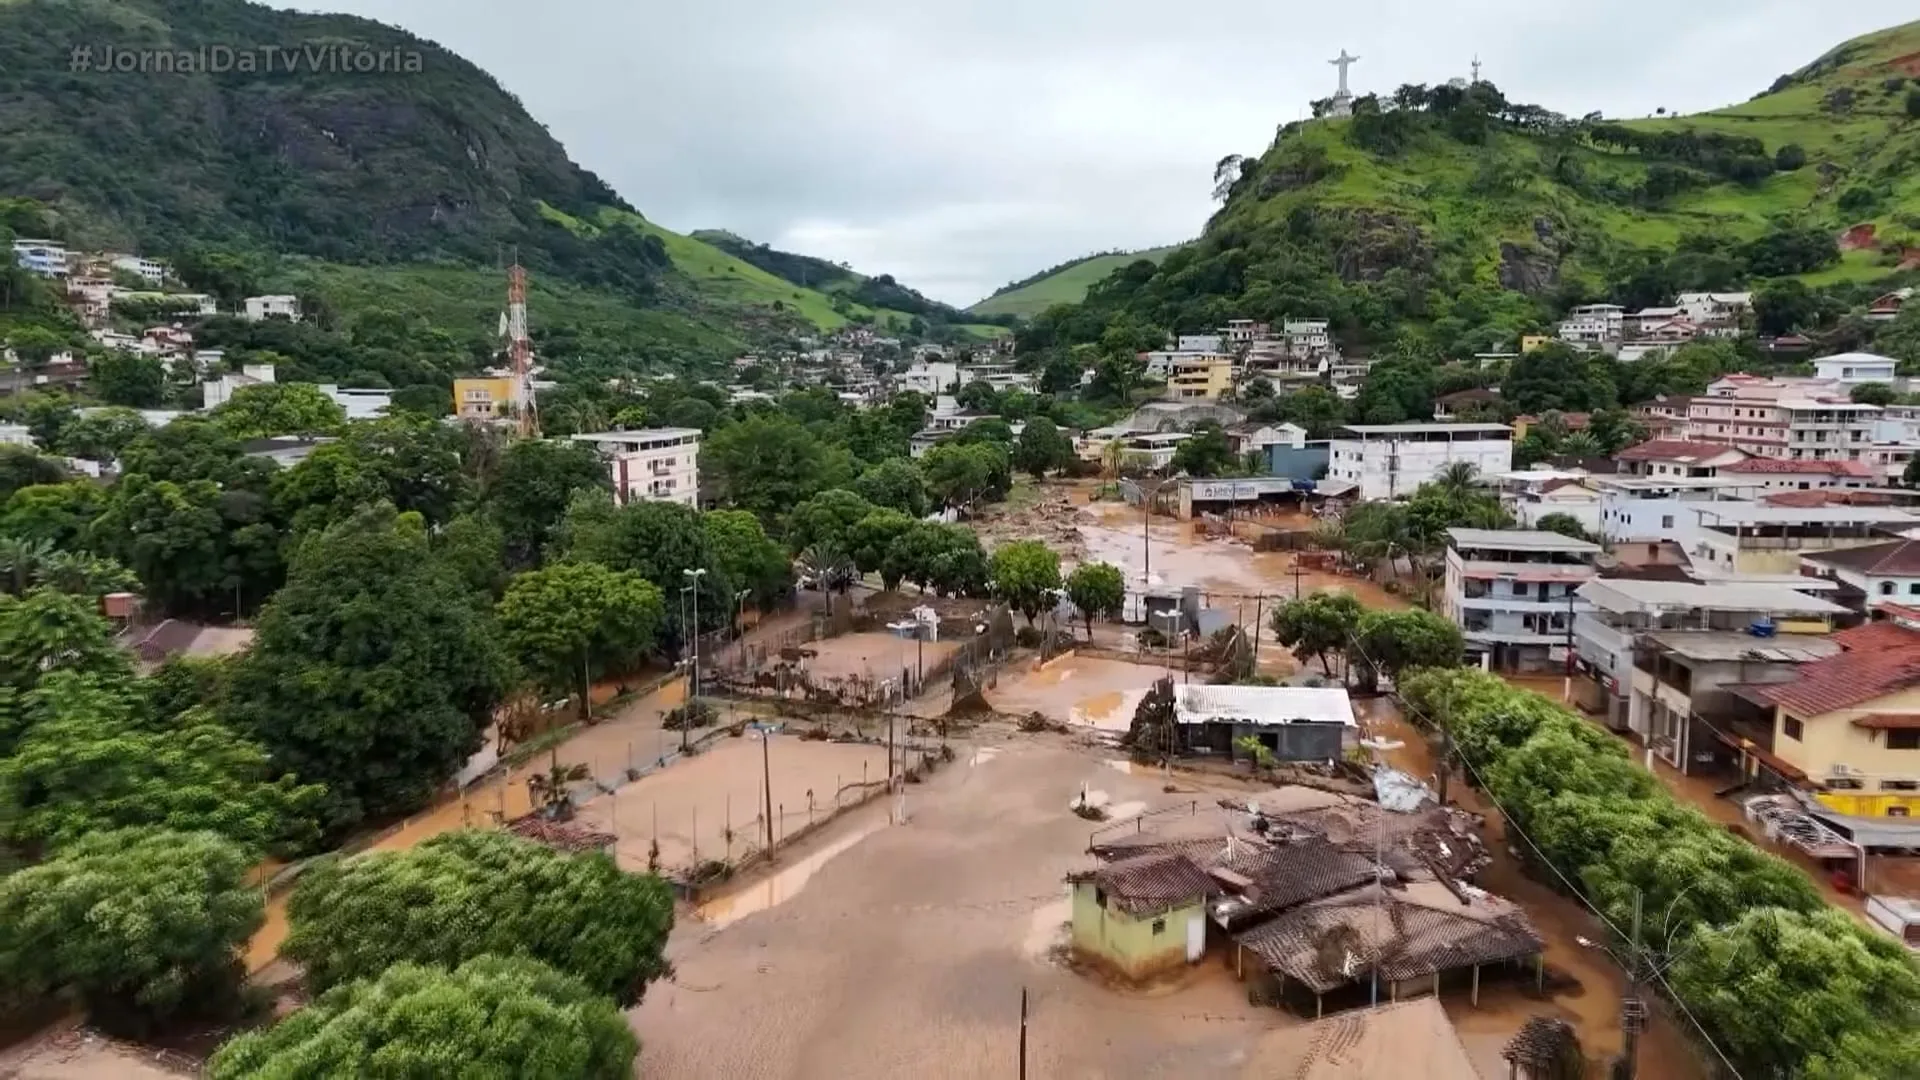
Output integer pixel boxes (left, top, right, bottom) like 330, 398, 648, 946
1292, 558, 1304, 600
1017, 987, 1029, 1080
1251, 594, 1265, 667
761, 728, 775, 853
1621, 889, 1646, 1080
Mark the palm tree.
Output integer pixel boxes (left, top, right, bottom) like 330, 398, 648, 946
796, 545, 857, 594
1558, 431, 1604, 458
0, 536, 53, 596
1433, 462, 1480, 497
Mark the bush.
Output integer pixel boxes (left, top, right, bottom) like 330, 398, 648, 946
282, 830, 674, 1005
1773, 143, 1807, 171
1014, 625, 1044, 648
207, 956, 636, 1080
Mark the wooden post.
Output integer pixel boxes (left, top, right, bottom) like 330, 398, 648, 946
1471, 964, 1481, 1007
1390, 980, 1398, 1002
1235, 945, 1242, 980
1315, 992, 1323, 1019
1432, 971, 1440, 999
1535, 953, 1545, 993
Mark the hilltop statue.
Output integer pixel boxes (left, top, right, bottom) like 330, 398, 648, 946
1328, 49, 1360, 118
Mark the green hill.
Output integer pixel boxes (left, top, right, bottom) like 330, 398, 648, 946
969, 246, 1184, 319
0, 0, 956, 361
1020, 20, 1920, 354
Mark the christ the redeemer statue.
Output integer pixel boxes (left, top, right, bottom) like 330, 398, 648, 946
1330, 49, 1360, 96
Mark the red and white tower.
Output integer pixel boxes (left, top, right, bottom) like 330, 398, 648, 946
506, 260, 538, 438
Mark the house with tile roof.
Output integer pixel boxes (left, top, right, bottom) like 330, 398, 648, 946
1802, 539, 1920, 617
1614, 439, 1749, 478
1244, 997, 1486, 1080
1716, 456, 1875, 489
1756, 620, 1920, 817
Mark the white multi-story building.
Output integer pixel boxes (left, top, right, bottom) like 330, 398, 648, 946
11, 239, 68, 278
1442, 528, 1602, 672
1326, 423, 1513, 501
570, 428, 702, 507
109, 254, 167, 285
895, 361, 957, 397
1558, 304, 1624, 349
1220, 319, 1269, 348
1675, 291, 1751, 336
242, 295, 300, 322
1176, 334, 1223, 353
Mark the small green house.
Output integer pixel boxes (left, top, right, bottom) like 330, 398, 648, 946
1066, 851, 1215, 981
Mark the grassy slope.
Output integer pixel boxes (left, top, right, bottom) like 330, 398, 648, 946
968, 245, 1184, 319
1219, 19, 1920, 295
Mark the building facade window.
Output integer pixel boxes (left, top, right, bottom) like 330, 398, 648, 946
1150, 918, 1166, 935
1890, 730, 1920, 751
1783, 716, 1804, 741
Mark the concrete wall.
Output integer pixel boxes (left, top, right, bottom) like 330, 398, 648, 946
1069, 883, 1200, 980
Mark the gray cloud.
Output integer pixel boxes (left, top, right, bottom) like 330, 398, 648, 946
310, 1, 1915, 305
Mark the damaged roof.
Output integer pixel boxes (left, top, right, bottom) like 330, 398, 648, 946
1067, 850, 1218, 916
1246, 997, 1482, 1080
1234, 881, 1544, 994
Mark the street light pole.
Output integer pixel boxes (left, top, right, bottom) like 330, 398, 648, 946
684, 568, 707, 701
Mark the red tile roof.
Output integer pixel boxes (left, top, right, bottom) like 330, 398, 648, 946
1615, 439, 1743, 463
1763, 622, 1920, 716
1802, 539, 1920, 575
1720, 457, 1873, 477
1761, 489, 1892, 508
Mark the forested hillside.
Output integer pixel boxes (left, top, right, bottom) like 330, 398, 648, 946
0, 0, 973, 364
969, 245, 1183, 319
1016, 20, 1920, 351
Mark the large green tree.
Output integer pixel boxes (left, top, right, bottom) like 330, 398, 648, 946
702, 413, 854, 520
1171, 422, 1236, 477
0, 586, 131, 701
0, 671, 322, 856
0, 445, 66, 503
87, 352, 167, 408
557, 494, 731, 650
882, 522, 989, 597
703, 509, 793, 610
851, 458, 930, 518
990, 540, 1062, 625
222, 507, 507, 834
1013, 416, 1075, 479
848, 509, 916, 584
282, 830, 674, 1005
55, 407, 151, 462
0, 829, 262, 1034
484, 439, 611, 567
207, 956, 638, 1080
209, 382, 346, 439
785, 489, 878, 557
498, 562, 665, 715
922, 441, 1011, 514
1349, 608, 1464, 689
1270, 591, 1365, 676
1, 481, 104, 548
1064, 561, 1125, 639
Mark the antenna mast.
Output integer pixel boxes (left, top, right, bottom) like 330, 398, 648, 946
506, 257, 538, 438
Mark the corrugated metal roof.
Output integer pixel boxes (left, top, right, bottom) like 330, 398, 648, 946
1643, 631, 1841, 663
1173, 685, 1356, 727
1577, 579, 1847, 616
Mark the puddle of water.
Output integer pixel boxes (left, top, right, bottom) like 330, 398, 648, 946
1070, 688, 1148, 732
1022, 894, 1072, 958
696, 815, 889, 931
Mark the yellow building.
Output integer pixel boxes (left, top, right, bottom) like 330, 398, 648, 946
1166, 355, 1233, 401
453, 377, 517, 421
1520, 335, 1554, 353
1761, 620, 1920, 817
1066, 851, 1211, 981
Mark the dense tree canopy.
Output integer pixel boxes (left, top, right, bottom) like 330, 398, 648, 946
483, 439, 611, 568
1064, 561, 1125, 638
222, 507, 508, 834
498, 561, 664, 713
207, 956, 639, 1080
1270, 591, 1365, 676
0, 829, 261, 1034
283, 830, 674, 1005
990, 540, 1062, 626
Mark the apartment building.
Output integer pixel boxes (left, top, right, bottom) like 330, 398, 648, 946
1801, 539, 1920, 617
10, 239, 69, 278
1686, 375, 1881, 462
1327, 423, 1513, 501
242, 295, 301, 322
896, 361, 957, 396
1166, 355, 1233, 401
109, 254, 167, 285
1574, 578, 1845, 737
453, 377, 523, 422
1629, 628, 1841, 775
1592, 475, 1756, 544
1442, 528, 1601, 672
1812, 352, 1898, 385
570, 428, 702, 507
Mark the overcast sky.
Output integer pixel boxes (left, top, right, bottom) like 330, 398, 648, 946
308, 1, 1913, 306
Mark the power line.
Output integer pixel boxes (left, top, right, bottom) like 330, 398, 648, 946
1342, 629, 1747, 1080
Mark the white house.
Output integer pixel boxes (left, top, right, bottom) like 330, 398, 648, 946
1801, 540, 1920, 616
0, 423, 34, 448
1176, 334, 1224, 353
1326, 423, 1513, 501
202, 364, 278, 410
1442, 528, 1602, 672
1593, 474, 1757, 545
570, 428, 702, 507
1714, 457, 1875, 490
896, 361, 957, 397
320, 385, 392, 422
1507, 476, 1604, 535
242, 295, 301, 322
1811, 352, 1898, 386
109, 254, 167, 285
